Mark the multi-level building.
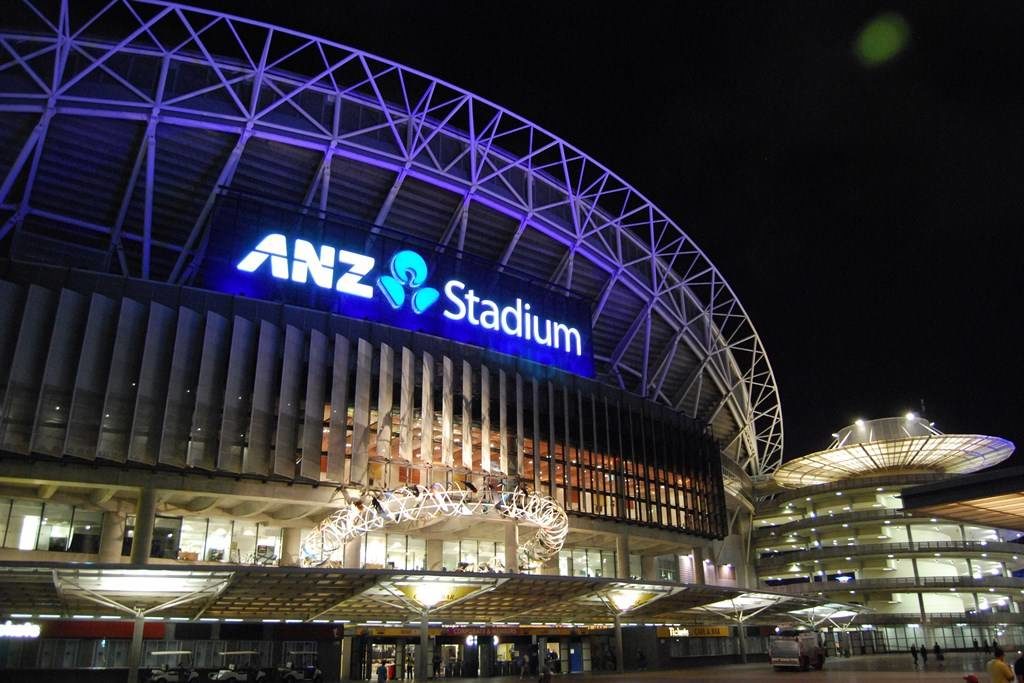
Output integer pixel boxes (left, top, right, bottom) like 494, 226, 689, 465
754, 416, 1020, 653
0, 1, 792, 680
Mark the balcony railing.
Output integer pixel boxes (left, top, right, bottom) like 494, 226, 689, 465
754, 508, 912, 541
759, 575, 1024, 594
755, 472, 951, 510
855, 611, 1024, 625
756, 540, 1023, 569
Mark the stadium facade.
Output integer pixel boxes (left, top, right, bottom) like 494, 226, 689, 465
0, 1, 798, 680
755, 417, 1022, 655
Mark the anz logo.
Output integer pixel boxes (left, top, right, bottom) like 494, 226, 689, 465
235, 233, 584, 359
236, 233, 375, 299
377, 250, 439, 314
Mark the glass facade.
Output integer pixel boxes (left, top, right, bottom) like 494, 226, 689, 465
0, 499, 101, 553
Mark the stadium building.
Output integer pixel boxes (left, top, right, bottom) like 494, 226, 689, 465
755, 416, 1021, 655
0, 1, 959, 681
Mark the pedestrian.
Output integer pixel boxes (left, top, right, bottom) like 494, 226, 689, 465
988, 647, 1015, 683
376, 660, 388, 683
538, 660, 553, 683
405, 660, 413, 679
432, 655, 441, 678
637, 649, 647, 671
1014, 652, 1024, 683
519, 652, 528, 679
974, 639, 980, 652
911, 644, 918, 667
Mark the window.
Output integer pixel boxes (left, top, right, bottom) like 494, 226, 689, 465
37, 503, 73, 552
68, 509, 102, 554
4, 500, 43, 550
178, 518, 208, 561
151, 517, 182, 559
232, 520, 258, 564
0, 499, 10, 548
255, 525, 281, 565
204, 518, 233, 562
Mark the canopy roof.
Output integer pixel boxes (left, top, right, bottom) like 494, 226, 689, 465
0, 562, 860, 627
774, 417, 1014, 488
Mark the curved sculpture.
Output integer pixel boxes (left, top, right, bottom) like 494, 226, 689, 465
301, 484, 569, 570
0, 1, 783, 476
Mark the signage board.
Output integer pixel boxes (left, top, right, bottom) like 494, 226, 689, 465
657, 625, 731, 638
0, 621, 40, 638
202, 194, 595, 377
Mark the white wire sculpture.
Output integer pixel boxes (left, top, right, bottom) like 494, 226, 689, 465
301, 483, 569, 571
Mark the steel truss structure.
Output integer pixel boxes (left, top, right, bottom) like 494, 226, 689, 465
301, 483, 569, 570
0, 0, 783, 475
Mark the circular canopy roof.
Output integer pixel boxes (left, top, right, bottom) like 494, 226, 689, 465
773, 417, 1015, 488
0, 2, 783, 474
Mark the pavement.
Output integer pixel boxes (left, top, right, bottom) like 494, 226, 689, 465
412, 651, 1016, 682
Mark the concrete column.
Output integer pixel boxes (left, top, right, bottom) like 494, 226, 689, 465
692, 547, 706, 585
613, 614, 624, 673
425, 538, 443, 571
98, 511, 126, 564
126, 614, 144, 683
130, 486, 157, 565
735, 624, 747, 664
344, 537, 362, 569
615, 534, 630, 579
280, 528, 304, 567
504, 523, 519, 573
911, 558, 921, 582
340, 636, 353, 681
1002, 562, 1011, 578
416, 612, 430, 681
641, 555, 657, 581
967, 557, 975, 578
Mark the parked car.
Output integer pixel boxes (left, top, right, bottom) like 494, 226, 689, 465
211, 650, 268, 681
278, 651, 322, 682
146, 650, 200, 683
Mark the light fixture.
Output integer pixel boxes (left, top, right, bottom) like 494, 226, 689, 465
609, 589, 645, 612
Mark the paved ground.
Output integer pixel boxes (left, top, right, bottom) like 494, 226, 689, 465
416, 651, 1017, 682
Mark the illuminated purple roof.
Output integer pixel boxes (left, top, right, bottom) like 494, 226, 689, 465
0, 0, 783, 475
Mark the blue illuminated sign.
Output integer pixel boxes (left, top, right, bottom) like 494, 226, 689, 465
224, 225, 593, 376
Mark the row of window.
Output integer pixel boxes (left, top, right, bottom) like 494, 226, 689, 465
0, 498, 283, 565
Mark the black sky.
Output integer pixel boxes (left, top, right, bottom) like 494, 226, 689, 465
191, 1, 1024, 464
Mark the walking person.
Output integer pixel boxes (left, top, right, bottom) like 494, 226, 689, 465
911, 644, 919, 667
988, 647, 1015, 683
934, 642, 944, 669
375, 660, 388, 683
1013, 651, 1024, 683
920, 644, 928, 665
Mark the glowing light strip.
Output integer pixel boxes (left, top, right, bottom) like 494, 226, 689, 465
301, 484, 568, 570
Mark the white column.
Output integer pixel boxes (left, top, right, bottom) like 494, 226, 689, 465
280, 528, 304, 567
130, 487, 157, 565
98, 511, 125, 564
615, 533, 630, 579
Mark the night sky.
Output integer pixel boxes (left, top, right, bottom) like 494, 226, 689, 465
192, 1, 1024, 465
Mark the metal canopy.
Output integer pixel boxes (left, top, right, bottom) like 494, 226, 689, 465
0, 0, 783, 477
774, 417, 1013, 488
0, 562, 858, 626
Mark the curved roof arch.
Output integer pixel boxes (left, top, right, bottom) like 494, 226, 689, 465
0, 0, 783, 475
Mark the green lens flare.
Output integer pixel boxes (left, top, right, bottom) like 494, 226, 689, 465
855, 12, 909, 66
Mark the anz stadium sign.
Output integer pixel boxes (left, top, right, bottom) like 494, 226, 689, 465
204, 195, 594, 376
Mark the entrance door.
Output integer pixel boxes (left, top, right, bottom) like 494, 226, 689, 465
569, 641, 583, 673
